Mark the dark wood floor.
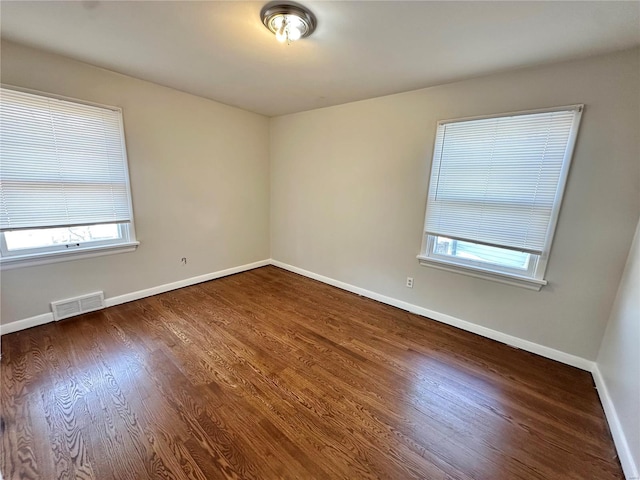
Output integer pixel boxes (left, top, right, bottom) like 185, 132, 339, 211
1, 266, 622, 479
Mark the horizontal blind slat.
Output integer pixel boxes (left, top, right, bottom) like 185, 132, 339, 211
0, 87, 133, 231
425, 108, 579, 253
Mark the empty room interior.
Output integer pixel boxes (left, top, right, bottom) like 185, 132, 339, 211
0, 1, 639, 479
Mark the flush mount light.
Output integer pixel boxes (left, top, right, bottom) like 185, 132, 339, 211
261, 3, 317, 44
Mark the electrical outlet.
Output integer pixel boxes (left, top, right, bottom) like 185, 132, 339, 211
406, 277, 414, 288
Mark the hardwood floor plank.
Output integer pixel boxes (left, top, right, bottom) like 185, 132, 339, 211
1, 266, 624, 479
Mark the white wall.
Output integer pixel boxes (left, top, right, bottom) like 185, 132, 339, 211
597, 219, 640, 479
1, 41, 638, 365
0, 40, 271, 324
1, 39, 637, 475
270, 48, 640, 361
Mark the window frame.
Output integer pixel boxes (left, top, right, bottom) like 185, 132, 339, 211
0, 84, 139, 270
1, 223, 132, 257
426, 235, 538, 277
417, 105, 583, 290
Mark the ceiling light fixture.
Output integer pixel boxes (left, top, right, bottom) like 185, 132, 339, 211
261, 3, 317, 44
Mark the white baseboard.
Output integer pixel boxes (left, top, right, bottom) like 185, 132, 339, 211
0, 259, 270, 336
270, 260, 595, 372
271, 260, 640, 477
0, 312, 54, 336
592, 365, 639, 480
104, 259, 270, 308
2, 257, 634, 478
0, 257, 599, 371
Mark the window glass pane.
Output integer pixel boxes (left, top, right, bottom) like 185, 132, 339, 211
433, 236, 531, 270
5, 224, 121, 251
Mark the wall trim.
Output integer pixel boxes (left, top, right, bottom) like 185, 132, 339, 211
0, 312, 54, 336
271, 260, 640, 478
592, 364, 639, 480
0, 259, 270, 336
104, 259, 270, 308
270, 259, 595, 371
2, 257, 634, 478
0, 257, 601, 372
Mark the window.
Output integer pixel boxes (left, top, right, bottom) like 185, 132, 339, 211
0, 86, 138, 269
418, 105, 583, 290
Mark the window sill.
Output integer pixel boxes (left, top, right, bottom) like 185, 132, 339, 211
417, 255, 547, 291
0, 241, 140, 270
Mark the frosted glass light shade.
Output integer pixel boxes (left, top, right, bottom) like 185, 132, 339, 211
261, 4, 316, 43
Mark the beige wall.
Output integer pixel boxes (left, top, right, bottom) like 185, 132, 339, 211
0, 40, 270, 324
1, 41, 638, 364
2, 39, 637, 471
597, 219, 640, 477
270, 48, 640, 360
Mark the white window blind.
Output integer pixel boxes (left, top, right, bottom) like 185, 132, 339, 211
0, 87, 133, 231
424, 106, 582, 255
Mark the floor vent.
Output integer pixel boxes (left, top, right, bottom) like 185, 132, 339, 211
51, 292, 105, 321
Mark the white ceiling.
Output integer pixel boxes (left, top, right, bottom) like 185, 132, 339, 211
1, 1, 639, 117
